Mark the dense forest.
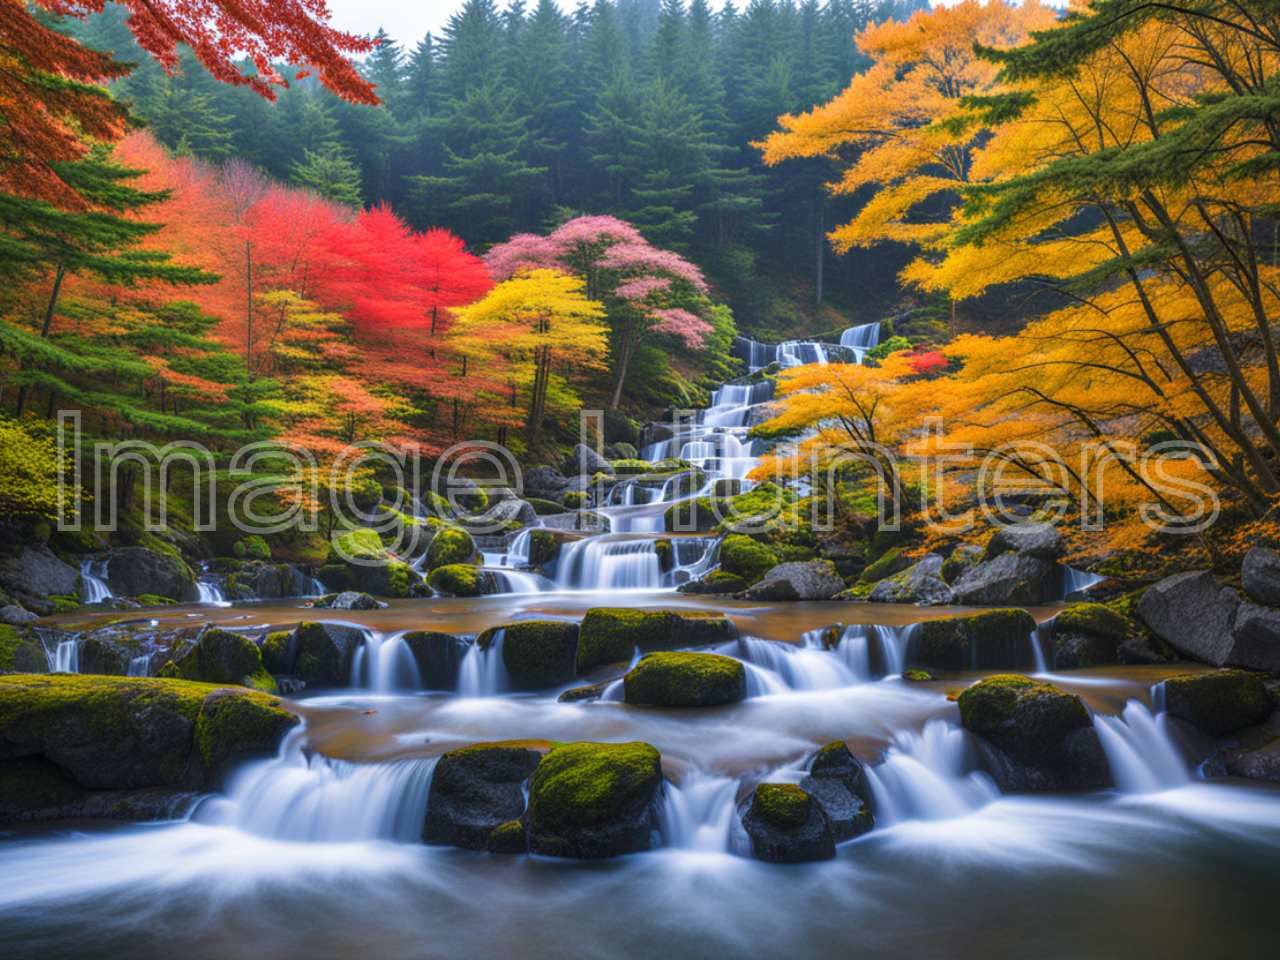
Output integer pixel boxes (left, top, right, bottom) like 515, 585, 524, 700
67, 0, 933, 334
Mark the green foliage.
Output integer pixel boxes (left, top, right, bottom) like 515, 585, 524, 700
242, 535, 271, 561
0, 419, 61, 521
719, 534, 778, 585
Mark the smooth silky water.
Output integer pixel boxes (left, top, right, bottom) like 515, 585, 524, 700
6, 326, 1279, 959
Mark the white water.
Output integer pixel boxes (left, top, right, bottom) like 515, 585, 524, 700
1062, 566, 1106, 599
351, 631, 422, 694
555, 537, 663, 590
865, 719, 1000, 826
1093, 700, 1191, 794
736, 637, 859, 691
456, 630, 508, 697
205, 728, 437, 843
79, 559, 112, 603
802, 623, 918, 680
658, 772, 740, 853
197, 580, 232, 607
46, 638, 79, 674
839, 321, 881, 359
127, 654, 150, 677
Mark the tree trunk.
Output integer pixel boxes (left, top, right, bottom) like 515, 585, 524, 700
15, 262, 68, 418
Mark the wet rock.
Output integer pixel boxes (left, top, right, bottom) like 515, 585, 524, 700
462, 499, 537, 530
0, 624, 51, 673
0, 674, 297, 824
576, 608, 737, 674
941, 545, 983, 585
1117, 634, 1172, 665
402, 631, 468, 690
1160, 671, 1272, 736
1136, 571, 1239, 666
238, 563, 313, 600
623, 652, 747, 707
100, 548, 198, 603
957, 675, 1112, 791
858, 547, 912, 585
567, 444, 614, 477
527, 741, 662, 859
1213, 729, 1280, 782
983, 522, 1063, 561
486, 818, 529, 854
478, 621, 580, 691
949, 552, 1058, 606
1049, 603, 1132, 669
157, 626, 275, 692
740, 783, 835, 864
868, 555, 954, 605
426, 564, 498, 598
914, 609, 1038, 672
746, 560, 844, 601
1227, 603, 1280, 673
78, 633, 132, 675
0, 605, 38, 625
0, 544, 80, 614
316, 591, 386, 611
422, 740, 554, 851
739, 578, 800, 601
1241, 545, 1280, 606
798, 742, 873, 842
677, 571, 748, 595
558, 682, 610, 703
290, 621, 365, 686
425, 527, 476, 572
663, 497, 723, 534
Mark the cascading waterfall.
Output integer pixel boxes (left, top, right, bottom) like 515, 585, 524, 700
351, 631, 422, 694
47, 638, 79, 674
803, 623, 918, 679
79, 559, 113, 603
505, 529, 533, 566
839, 321, 881, 357
127, 654, 150, 677
1062, 566, 1106, 599
197, 580, 231, 606
456, 631, 508, 697
207, 728, 437, 843
658, 773, 740, 853
555, 538, 662, 590
1092, 699, 1191, 793
864, 719, 1000, 826
486, 569, 553, 594
735, 638, 858, 691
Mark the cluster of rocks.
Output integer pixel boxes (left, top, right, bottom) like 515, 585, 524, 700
0, 543, 201, 617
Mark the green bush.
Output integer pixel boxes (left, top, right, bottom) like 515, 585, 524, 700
243, 535, 271, 561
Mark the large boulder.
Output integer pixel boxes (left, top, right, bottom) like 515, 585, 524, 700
425, 526, 476, 572
100, 548, 198, 602
567, 444, 614, 478
0, 674, 297, 823
0, 544, 81, 613
317, 591, 385, 611
157, 626, 275, 691
224, 563, 314, 600
678, 571, 749, 596
1160, 671, 1272, 736
1227, 604, 1280, 672
427, 564, 498, 598
422, 740, 554, 850
527, 741, 663, 858
402, 631, 469, 690
477, 621, 580, 690
1, 605, 39, 625
957, 675, 1112, 791
983, 523, 1063, 561
290, 621, 365, 686
1136, 571, 1239, 665
623, 652, 747, 707
0, 623, 51, 672
1241, 545, 1280, 606
949, 552, 1058, 606
913, 609, 1038, 672
522, 466, 572, 501
576, 608, 736, 675
1050, 603, 1132, 670
459, 499, 537, 530
739, 782, 835, 864
868, 554, 955, 605
941, 544, 984, 585
798, 742, 873, 842
743, 561, 844, 601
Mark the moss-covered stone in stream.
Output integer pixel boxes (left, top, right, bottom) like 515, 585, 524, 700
1055, 603, 1132, 642
914, 609, 1037, 672
859, 547, 911, 584
402, 631, 468, 689
663, 497, 725, 534
527, 741, 663, 859
425, 526, 476, 571
487, 818, 528, 854
623, 651, 747, 707
678, 571, 749, 595
422, 740, 557, 850
525, 498, 567, 516
654, 539, 674, 574
719, 535, 777, 585
610, 459, 653, 475
1050, 602, 1134, 669
739, 782, 835, 863
528, 530, 562, 567
156, 627, 275, 692
260, 631, 293, 675
1161, 671, 1272, 736
291, 621, 365, 686
753, 782, 810, 827
193, 686, 299, 770
427, 564, 497, 598
0, 624, 49, 673
477, 621, 580, 690
576, 608, 736, 674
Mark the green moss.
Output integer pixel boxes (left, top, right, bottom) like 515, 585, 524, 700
623, 651, 747, 707
133, 595, 177, 607
526, 498, 568, 516
902, 669, 932, 682
833, 583, 874, 601
1162, 671, 1272, 736
49, 594, 80, 614
577, 608, 736, 674
243, 535, 271, 561
427, 564, 494, 598
563, 491, 589, 510
859, 547, 911, 584
610, 459, 653, 475
425, 526, 476, 572
292, 622, 351, 686
160, 628, 276, 692
751, 783, 811, 828
654, 539, 674, 574
232, 540, 247, 559
725, 482, 797, 525
486, 818, 528, 854
527, 741, 661, 830
328, 528, 385, 564
477, 621, 580, 690
916, 609, 1037, 671
663, 497, 725, 533
528, 530, 562, 567
261, 631, 292, 674
0, 624, 22, 671
194, 687, 299, 769
1055, 603, 1132, 642
650, 458, 693, 472
956, 674, 1055, 730
678, 571, 749, 595
720, 535, 778, 585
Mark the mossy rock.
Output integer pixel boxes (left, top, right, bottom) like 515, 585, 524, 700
157, 627, 275, 692
914, 609, 1037, 672
327, 528, 384, 564
902, 669, 932, 682
528, 529, 562, 567
720, 534, 778, 585
663, 497, 725, 534
711, 478, 743, 497
427, 564, 498, 598
941, 545, 983, 585
0, 674, 297, 807
576, 608, 736, 675
260, 631, 293, 675
422, 740, 556, 850
242, 536, 272, 561
477, 621, 580, 690
402, 631, 468, 689
740, 783, 835, 863
650, 458, 693, 472
487, 818, 528, 854
0, 624, 50, 673
859, 547, 911, 584
425, 526, 476, 572
291, 621, 365, 686
957, 675, 1111, 791
527, 741, 663, 859
610, 459, 653, 475
563, 491, 589, 510
1055, 603, 1132, 642
1161, 671, 1272, 736
623, 651, 747, 707
526, 498, 567, 517
678, 571, 749, 595
653, 538, 674, 574
558, 683, 610, 703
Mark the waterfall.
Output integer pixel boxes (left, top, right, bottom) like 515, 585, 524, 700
554, 538, 663, 590
79, 559, 113, 603
197, 580, 231, 607
505, 528, 533, 565
46, 638, 79, 674
864, 719, 1000, 826
658, 772, 740, 852
351, 631, 423, 694
456, 631, 509, 697
736, 638, 858, 691
487, 569, 553, 594
1093, 699, 1191, 793
807, 623, 917, 679
839, 321, 881, 355
777, 341, 831, 368
306, 577, 327, 598
127, 654, 150, 677
1061, 565, 1106, 599
210, 728, 437, 843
